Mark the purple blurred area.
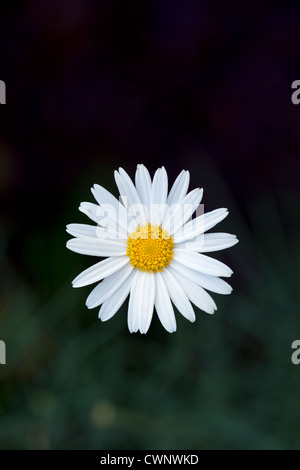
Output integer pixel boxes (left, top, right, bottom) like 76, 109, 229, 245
0, 0, 300, 221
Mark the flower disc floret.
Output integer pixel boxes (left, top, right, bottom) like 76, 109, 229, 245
127, 223, 174, 273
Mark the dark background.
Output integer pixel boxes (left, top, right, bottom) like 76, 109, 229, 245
0, 0, 300, 449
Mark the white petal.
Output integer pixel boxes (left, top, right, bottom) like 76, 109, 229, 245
171, 260, 232, 294
79, 202, 102, 224
150, 167, 168, 225
67, 223, 117, 242
80, 201, 128, 239
140, 273, 156, 333
135, 164, 152, 217
176, 232, 238, 252
66, 223, 98, 238
115, 168, 147, 225
167, 170, 190, 206
72, 256, 129, 288
162, 269, 195, 322
92, 183, 121, 211
174, 208, 228, 243
174, 249, 233, 277
165, 188, 203, 235
155, 272, 177, 333
86, 263, 133, 309
168, 267, 217, 314
127, 273, 139, 333
151, 167, 168, 205
128, 271, 155, 334
99, 270, 136, 322
67, 238, 126, 257
92, 184, 133, 233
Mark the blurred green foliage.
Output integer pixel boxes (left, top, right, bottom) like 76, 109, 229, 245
0, 161, 300, 450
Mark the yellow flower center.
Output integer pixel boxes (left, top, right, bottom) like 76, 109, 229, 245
126, 224, 174, 273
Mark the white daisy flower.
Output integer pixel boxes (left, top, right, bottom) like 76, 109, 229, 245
66, 165, 238, 334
